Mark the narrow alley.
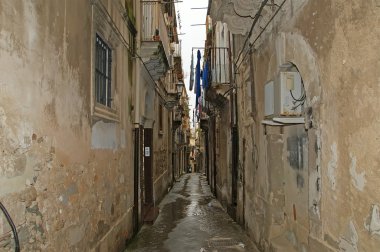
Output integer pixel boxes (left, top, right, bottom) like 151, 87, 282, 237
126, 173, 259, 252
1, 0, 380, 252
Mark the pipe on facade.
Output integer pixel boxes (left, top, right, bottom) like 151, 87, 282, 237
0, 202, 20, 252
132, 127, 140, 235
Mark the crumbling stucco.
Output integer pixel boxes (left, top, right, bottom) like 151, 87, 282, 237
0, 1, 136, 251
365, 205, 380, 236
339, 221, 359, 252
229, 0, 380, 251
327, 142, 338, 191
349, 153, 366, 192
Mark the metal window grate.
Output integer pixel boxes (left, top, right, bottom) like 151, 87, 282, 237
95, 34, 112, 107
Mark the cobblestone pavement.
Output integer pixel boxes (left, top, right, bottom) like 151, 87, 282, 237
125, 173, 260, 252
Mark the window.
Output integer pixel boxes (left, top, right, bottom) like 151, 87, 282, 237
125, 0, 136, 55
95, 34, 112, 107
92, 4, 121, 122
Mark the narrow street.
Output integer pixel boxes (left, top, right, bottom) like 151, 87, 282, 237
126, 173, 259, 252
1, 1, 379, 251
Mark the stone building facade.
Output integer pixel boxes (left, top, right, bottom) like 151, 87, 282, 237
202, 0, 380, 251
0, 0, 186, 251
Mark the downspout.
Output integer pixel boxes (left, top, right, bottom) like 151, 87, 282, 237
205, 129, 209, 182
172, 124, 175, 184
133, 0, 142, 235
230, 29, 239, 210
133, 127, 140, 234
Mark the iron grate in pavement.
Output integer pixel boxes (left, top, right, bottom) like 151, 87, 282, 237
208, 238, 240, 248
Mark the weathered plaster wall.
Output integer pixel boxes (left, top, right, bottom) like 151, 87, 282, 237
153, 98, 171, 204
0, 0, 135, 251
236, 0, 380, 251
215, 108, 231, 208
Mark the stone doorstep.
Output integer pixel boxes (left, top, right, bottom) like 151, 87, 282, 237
143, 204, 159, 225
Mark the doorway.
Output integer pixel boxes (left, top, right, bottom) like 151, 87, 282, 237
144, 128, 153, 206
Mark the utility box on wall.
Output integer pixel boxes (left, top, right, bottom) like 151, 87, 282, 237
264, 71, 303, 118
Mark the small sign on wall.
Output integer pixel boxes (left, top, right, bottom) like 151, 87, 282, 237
145, 147, 150, 157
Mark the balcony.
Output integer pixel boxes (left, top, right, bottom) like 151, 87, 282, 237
205, 47, 231, 107
172, 105, 183, 130
209, 47, 230, 85
173, 57, 183, 81
172, 42, 181, 58
140, 1, 172, 80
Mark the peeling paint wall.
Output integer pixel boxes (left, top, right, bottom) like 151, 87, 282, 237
153, 98, 172, 204
234, 0, 380, 251
0, 0, 135, 251
215, 108, 231, 208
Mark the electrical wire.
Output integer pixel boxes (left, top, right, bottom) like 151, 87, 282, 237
289, 78, 306, 111
234, 0, 269, 66
290, 92, 305, 111
233, 6, 257, 19
0, 202, 20, 252
290, 89, 305, 102
291, 100, 305, 111
235, 0, 287, 71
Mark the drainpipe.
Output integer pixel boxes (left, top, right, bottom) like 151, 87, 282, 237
132, 57, 141, 235
133, 127, 140, 234
230, 30, 239, 210
172, 126, 176, 184
133, 0, 142, 234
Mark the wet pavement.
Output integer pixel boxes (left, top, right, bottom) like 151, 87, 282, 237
125, 173, 260, 252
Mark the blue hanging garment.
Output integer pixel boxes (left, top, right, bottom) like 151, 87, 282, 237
202, 60, 209, 90
195, 50, 201, 108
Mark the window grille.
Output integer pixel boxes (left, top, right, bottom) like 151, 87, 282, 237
95, 34, 112, 107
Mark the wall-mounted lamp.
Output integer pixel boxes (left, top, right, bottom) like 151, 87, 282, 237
176, 81, 184, 97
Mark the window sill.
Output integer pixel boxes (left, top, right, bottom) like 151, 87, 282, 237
93, 104, 119, 122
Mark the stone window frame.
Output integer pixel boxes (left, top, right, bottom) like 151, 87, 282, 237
91, 4, 121, 122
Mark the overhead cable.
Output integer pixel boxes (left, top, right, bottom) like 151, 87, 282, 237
236, 0, 287, 70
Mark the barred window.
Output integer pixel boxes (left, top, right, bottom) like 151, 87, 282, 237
95, 34, 112, 107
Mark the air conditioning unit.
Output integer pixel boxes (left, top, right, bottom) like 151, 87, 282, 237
264, 71, 304, 119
